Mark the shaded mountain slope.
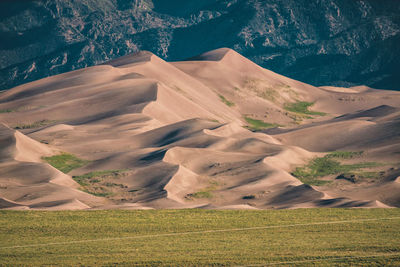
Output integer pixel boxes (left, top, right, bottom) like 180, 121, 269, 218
0, 0, 399, 91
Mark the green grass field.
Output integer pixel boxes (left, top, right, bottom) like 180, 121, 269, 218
1, 209, 399, 266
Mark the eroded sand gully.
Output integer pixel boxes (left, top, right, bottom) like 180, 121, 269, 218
0, 48, 399, 210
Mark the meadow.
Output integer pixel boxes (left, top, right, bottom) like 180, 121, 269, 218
1, 209, 399, 266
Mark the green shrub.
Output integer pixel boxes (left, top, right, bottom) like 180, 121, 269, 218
325, 151, 363, 159
187, 191, 213, 199
14, 120, 57, 129
218, 94, 235, 107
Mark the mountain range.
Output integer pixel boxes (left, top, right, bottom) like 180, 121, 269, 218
1, 0, 399, 91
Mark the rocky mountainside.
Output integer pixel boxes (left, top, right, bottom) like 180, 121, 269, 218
0, 0, 399, 91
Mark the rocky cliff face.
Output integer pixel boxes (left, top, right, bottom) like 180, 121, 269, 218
1, 0, 399, 91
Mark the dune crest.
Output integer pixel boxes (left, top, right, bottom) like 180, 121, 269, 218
14, 131, 53, 163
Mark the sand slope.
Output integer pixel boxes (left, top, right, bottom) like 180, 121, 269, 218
0, 124, 104, 209
0, 48, 399, 209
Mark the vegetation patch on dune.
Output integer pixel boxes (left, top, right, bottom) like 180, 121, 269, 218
292, 151, 383, 186
218, 94, 235, 107
186, 180, 219, 200
243, 77, 298, 104
43, 153, 89, 173
336, 171, 386, 183
0, 109, 13, 113
72, 169, 130, 186
284, 101, 326, 116
14, 119, 57, 129
325, 151, 364, 159
83, 190, 112, 197
287, 112, 312, 124
349, 171, 384, 179
243, 78, 282, 103
1, 209, 400, 266
187, 191, 213, 199
72, 169, 130, 197
244, 116, 280, 131
258, 87, 279, 102
206, 118, 220, 123
0, 105, 46, 114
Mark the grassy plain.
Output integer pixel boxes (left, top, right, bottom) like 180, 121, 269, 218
1, 209, 399, 266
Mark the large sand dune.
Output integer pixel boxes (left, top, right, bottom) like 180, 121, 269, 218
0, 48, 399, 210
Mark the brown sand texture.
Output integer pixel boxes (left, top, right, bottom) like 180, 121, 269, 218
0, 48, 399, 210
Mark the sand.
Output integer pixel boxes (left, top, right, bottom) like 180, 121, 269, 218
0, 48, 399, 210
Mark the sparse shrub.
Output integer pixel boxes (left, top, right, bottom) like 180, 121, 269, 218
187, 191, 213, 199
242, 195, 256, 200
14, 119, 57, 129
71, 169, 130, 197
325, 151, 363, 159
218, 94, 235, 107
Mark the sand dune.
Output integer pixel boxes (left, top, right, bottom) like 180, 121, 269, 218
0, 48, 399, 209
269, 105, 400, 153
0, 124, 105, 209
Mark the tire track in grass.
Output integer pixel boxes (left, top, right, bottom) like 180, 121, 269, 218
240, 253, 400, 266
